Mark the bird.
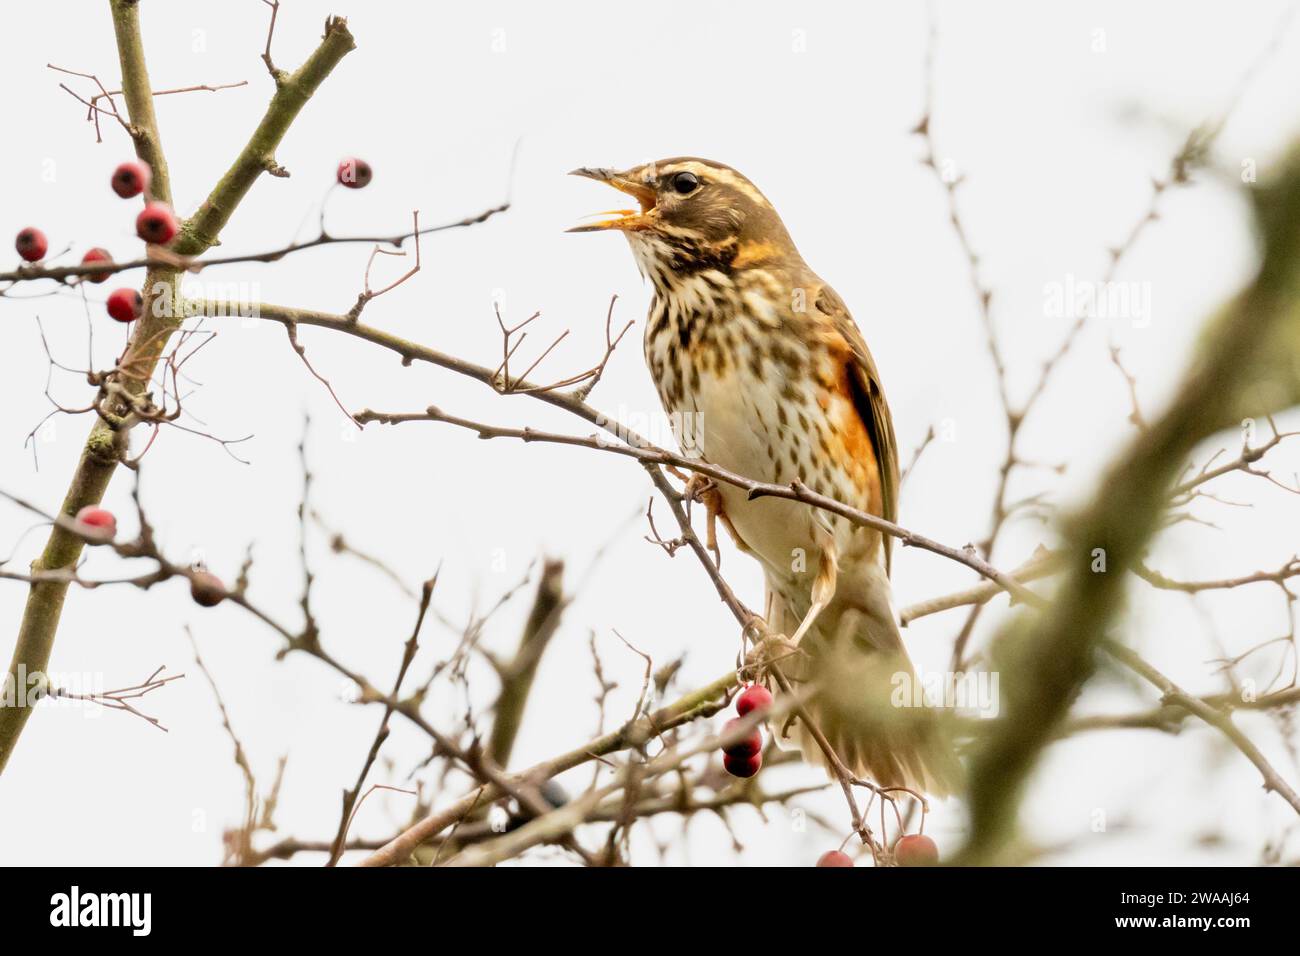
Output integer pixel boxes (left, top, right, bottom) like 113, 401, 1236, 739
569, 157, 959, 796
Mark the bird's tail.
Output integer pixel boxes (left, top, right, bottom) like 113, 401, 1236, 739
769, 603, 962, 798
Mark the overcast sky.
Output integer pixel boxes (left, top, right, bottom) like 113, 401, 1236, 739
2, 0, 1299, 865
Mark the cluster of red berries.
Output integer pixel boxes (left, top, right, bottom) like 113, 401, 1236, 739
107, 161, 174, 324
69, 505, 226, 607
721, 684, 773, 778
16, 157, 372, 325
815, 833, 939, 868
12, 160, 175, 326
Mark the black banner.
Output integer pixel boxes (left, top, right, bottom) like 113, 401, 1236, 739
7, 866, 1282, 940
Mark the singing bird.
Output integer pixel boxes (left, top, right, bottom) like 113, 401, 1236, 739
570, 158, 958, 795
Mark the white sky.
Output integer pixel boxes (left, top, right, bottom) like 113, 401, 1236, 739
2, 0, 1299, 865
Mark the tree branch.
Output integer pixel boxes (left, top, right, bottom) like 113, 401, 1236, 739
957, 141, 1300, 863
0, 10, 356, 775
487, 559, 567, 768
1104, 641, 1300, 815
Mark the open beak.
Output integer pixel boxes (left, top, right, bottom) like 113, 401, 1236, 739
566, 166, 657, 233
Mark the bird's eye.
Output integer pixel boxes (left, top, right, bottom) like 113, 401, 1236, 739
671, 171, 699, 195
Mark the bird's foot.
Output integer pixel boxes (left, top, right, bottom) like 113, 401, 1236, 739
682, 473, 724, 567
748, 631, 810, 685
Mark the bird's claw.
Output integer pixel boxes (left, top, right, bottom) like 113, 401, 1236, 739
681, 474, 724, 567
745, 630, 810, 685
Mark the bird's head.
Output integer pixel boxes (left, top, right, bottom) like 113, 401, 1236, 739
567, 157, 798, 280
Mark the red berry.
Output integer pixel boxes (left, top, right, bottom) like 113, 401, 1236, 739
105, 287, 142, 323
894, 834, 939, 867
111, 161, 151, 199
723, 751, 761, 778
190, 571, 227, 608
722, 717, 762, 758
337, 157, 372, 189
73, 506, 116, 543
816, 850, 854, 868
15, 227, 48, 262
136, 202, 178, 245
81, 247, 113, 283
736, 684, 773, 717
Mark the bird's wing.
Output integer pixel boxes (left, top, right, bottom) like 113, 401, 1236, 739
814, 283, 900, 576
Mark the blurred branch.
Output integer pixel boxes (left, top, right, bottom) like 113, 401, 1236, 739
188, 628, 280, 866
1064, 684, 1300, 735
900, 547, 1062, 626
1105, 641, 1300, 815
487, 559, 567, 768
1135, 556, 1300, 595
899, 546, 1300, 627
442, 703, 791, 867
912, 3, 1289, 675
958, 141, 1300, 863
361, 665, 746, 866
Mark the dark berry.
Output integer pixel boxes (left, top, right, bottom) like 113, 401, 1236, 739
337, 157, 372, 189
81, 247, 113, 283
736, 684, 773, 717
112, 161, 151, 198
16, 227, 48, 262
723, 751, 761, 778
136, 202, 178, 244
722, 717, 762, 758
190, 571, 227, 608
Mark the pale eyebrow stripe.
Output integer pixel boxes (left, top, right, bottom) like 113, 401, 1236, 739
694, 164, 769, 206
651, 160, 771, 207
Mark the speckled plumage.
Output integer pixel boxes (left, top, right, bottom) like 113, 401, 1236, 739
572, 158, 958, 795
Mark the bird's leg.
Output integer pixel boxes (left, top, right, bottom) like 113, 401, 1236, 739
682, 473, 725, 567
714, 504, 751, 556
788, 536, 838, 648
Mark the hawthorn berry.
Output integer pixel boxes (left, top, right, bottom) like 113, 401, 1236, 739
111, 160, 150, 199
105, 287, 142, 323
336, 157, 372, 189
723, 750, 761, 778
136, 202, 178, 245
190, 571, 227, 608
722, 718, 762, 758
74, 506, 117, 543
894, 834, 939, 867
735, 684, 773, 717
15, 227, 48, 262
81, 247, 113, 283
816, 850, 854, 868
